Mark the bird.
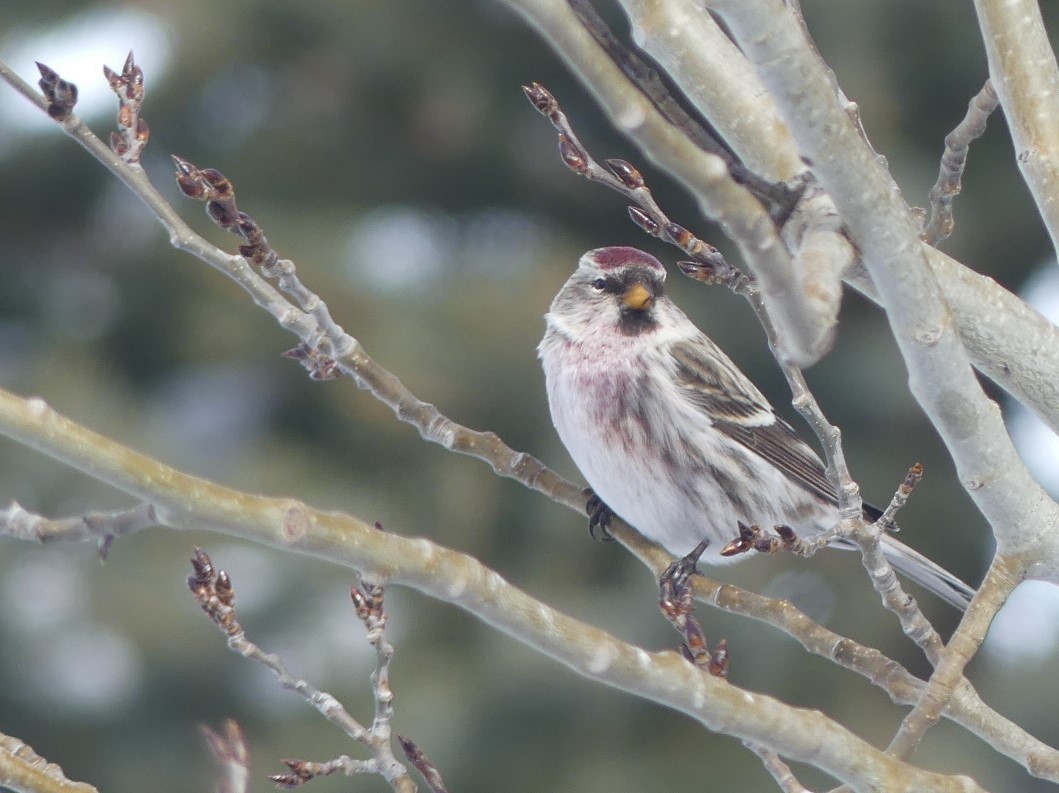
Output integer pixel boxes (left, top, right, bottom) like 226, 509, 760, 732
538, 245, 975, 610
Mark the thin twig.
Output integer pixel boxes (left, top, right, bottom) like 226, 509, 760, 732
187, 548, 416, 793
102, 51, 149, 164
746, 742, 811, 793
0, 500, 156, 559
397, 736, 449, 793
201, 720, 251, 793
922, 80, 1000, 246
876, 463, 924, 532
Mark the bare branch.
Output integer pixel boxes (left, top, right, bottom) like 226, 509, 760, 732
0, 731, 98, 793
188, 548, 416, 792
923, 81, 1000, 246
886, 557, 1021, 758
0, 391, 985, 792
0, 500, 156, 558
973, 0, 1059, 255
746, 742, 810, 793
103, 51, 149, 163
485, 4, 1059, 434
202, 720, 251, 793
703, 0, 1059, 562
397, 736, 449, 793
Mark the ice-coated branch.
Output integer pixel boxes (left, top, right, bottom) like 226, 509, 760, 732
973, 0, 1059, 256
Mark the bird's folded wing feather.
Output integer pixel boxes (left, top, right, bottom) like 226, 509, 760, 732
670, 341, 839, 507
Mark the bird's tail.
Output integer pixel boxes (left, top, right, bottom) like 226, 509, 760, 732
833, 534, 975, 611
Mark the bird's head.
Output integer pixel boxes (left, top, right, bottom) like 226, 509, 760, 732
547, 246, 668, 339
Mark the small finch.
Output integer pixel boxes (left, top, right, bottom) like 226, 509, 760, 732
538, 246, 974, 610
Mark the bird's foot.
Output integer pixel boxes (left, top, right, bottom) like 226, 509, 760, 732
584, 489, 616, 542
719, 521, 804, 557
658, 541, 727, 678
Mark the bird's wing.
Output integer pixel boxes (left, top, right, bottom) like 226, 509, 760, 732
669, 340, 838, 507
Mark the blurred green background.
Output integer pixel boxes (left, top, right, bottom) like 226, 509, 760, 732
1, 2, 1057, 791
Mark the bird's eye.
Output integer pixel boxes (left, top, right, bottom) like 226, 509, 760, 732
592, 278, 607, 291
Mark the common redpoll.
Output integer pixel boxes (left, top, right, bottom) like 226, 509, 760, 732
539, 246, 974, 610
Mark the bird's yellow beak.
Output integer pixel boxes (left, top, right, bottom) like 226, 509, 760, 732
622, 282, 654, 311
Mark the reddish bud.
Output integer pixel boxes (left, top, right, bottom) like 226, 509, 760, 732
207, 200, 238, 228
664, 222, 693, 249
215, 570, 234, 606
37, 62, 78, 120
351, 587, 370, 619
521, 81, 556, 114
282, 344, 312, 361
709, 639, 730, 678
558, 136, 587, 174
627, 206, 659, 236
171, 155, 196, 177
103, 64, 121, 90
200, 168, 233, 197
606, 159, 643, 189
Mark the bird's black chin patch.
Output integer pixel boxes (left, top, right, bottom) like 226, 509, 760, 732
618, 308, 656, 336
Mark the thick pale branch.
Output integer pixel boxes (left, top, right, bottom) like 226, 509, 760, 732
0, 389, 983, 792
485, 9, 1059, 434
616, 0, 849, 361
973, 0, 1059, 255
887, 554, 1022, 758
705, 0, 1059, 563
614, 0, 800, 183
504, 0, 836, 365
0, 732, 98, 793
707, 0, 1056, 757
10, 487, 1054, 778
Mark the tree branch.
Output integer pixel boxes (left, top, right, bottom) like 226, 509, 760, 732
973, 0, 1059, 255
703, 0, 1059, 563
0, 731, 98, 793
0, 387, 987, 792
488, 2, 1059, 436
